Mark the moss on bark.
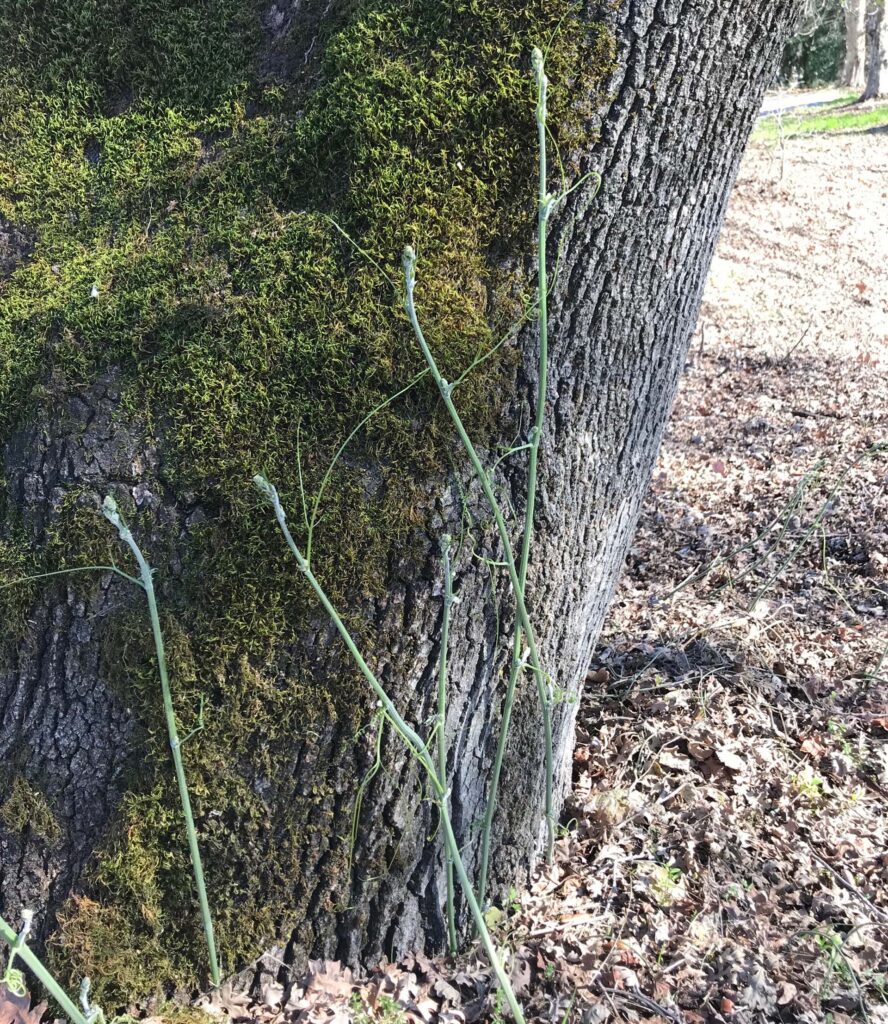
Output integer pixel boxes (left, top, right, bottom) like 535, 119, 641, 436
0, 0, 615, 1004
0, 774, 62, 843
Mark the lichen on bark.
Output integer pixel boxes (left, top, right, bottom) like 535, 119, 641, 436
0, 0, 615, 1004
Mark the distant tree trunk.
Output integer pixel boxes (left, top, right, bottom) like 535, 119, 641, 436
862, 0, 886, 97
1, 0, 801, 1004
843, 0, 867, 86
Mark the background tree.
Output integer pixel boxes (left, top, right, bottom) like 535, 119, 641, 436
781, 0, 846, 85
0, 0, 800, 1006
842, 0, 868, 87
863, 0, 887, 97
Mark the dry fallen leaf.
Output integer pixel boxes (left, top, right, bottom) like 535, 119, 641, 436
716, 747, 745, 772
800, 735, 828, 757
0, 987, 48, 1024
777, 980, 798, 1005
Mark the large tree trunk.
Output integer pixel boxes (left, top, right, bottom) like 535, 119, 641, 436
843, 0, 868, 88
1, 0, 799, 1004
862, 0, 886, 98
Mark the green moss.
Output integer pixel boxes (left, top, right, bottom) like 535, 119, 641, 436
52, 895, 178, 1002
0, 535, 41, 667
43, 489, 124, 570
0, 0, 615, 1005
0, 773, 62, 843
155, 1009, 219, 1024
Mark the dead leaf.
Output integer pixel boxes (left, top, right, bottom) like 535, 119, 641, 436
687, 740, 714, 760
659, 749, 692, 772
716, 747, 745, 771
777, 981, 798, 1005
800, 735, 827, 757
0, 987, 48, 1024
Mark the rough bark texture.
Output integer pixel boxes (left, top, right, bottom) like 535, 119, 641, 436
863, 0, 886, 98
1, 373, 146, 925
1, 0, 800, 1001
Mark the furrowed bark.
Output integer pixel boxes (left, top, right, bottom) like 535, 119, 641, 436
862, 0, 886, 100
1, 0, 801, 997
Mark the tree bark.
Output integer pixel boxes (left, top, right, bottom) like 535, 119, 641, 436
1, 0, 800, 1000
862, 0, 886, 98
843, 0, 867, 87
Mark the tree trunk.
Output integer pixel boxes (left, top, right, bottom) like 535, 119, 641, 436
1, 0, 800, 1004
843, 0, 867, 87
862, 0, 886, 98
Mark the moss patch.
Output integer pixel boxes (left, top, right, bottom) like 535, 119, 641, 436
0, 773, 62, 843
0, 0, 615, 1005
0, 534, 41, 667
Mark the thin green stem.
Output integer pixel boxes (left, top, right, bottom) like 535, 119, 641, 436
666, 462, 823, 599
871, 639, 888, 682
0, 565, 143, 591
346, 711, 385, 887
403, 242, 555, 883
306, 369, 429, 566
296, 418, 311, 538
479, 47, 556, 904
254, 475, 526, 1024
439, 809, 521, 1019
438, 537, 457, 953
749, 443, 886, 609
305, 311, 541, 568
0, 913, 90, 1024
100, 498, 220, 989
256, 477, 433, 762
320, 213, 397, 289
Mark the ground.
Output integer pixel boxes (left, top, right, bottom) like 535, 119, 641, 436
3, 96, 887, 1024
756, 90, 888, 137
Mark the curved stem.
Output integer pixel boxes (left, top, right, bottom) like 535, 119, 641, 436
0, 913, 90, 1024
0, 565, 143, 591
254, 476, 526, 1024
306, 370, 429, 567
101, 498, 220, 989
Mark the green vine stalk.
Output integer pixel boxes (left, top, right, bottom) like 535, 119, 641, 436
100, 497, 221, 989
1, 912, 91, 1024
403, 241, 555, 859
253, 474, 527, 1024
479, 45, 556, 903
437, 537, 457, 953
